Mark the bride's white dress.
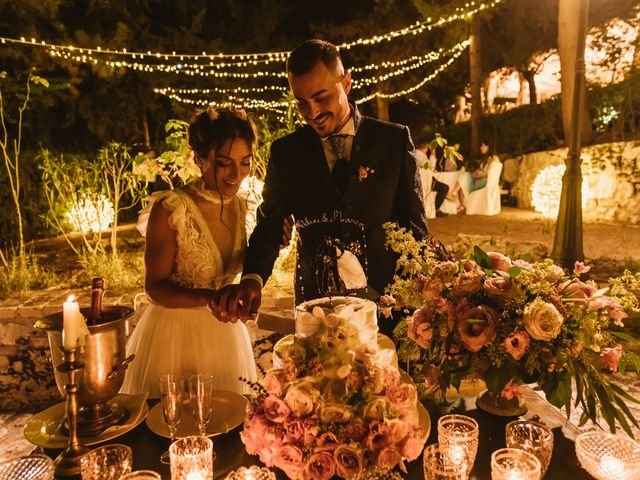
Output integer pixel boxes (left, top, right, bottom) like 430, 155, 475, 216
121, 183, 257, 398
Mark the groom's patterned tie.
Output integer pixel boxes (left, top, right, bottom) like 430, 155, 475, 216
328, 134, 350, 193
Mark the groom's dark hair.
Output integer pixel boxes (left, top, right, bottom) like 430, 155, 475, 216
287, 39, 344, 77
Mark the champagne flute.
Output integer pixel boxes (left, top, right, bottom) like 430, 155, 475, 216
188, 374, 214, 436
159, 373, 184, 464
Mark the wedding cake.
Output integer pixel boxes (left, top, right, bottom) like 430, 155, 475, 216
273, 296, 397, 369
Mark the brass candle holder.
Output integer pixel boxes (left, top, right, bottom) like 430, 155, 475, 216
54, 345, 90, 477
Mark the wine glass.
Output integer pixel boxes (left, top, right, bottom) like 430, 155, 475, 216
159, 373, 184, 464
188, 374, 214, 435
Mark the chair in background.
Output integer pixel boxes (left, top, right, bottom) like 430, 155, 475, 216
419, 167, 436, 219
464, 161, 503, 215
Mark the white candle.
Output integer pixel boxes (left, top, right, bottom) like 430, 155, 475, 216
600, 455, 625, 475
450, 445, 466, 465
186, 472, 205, 480
505, 470, 525, 480
63, 295, 81, 349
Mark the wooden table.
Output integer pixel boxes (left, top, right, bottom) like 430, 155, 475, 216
43, 384, 591, 479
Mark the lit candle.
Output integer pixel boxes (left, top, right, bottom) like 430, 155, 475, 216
505, 470, 525, 480
600, 455, 625, 475
62, 295, 90, 349
450, 445, 466, 465
63, 295, 81, 349
186, 472, 205, 480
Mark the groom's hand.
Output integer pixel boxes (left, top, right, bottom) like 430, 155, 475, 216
209, 279, 262, 323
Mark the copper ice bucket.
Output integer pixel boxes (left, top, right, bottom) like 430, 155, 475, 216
35, 306, 135, 437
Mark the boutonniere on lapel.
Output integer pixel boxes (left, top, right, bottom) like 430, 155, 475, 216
357, 165, 375, 182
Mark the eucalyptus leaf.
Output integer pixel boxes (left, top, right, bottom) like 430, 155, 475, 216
473, 246, 493, 269
612, 331, 637, 342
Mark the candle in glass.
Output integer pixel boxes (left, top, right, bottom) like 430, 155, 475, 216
225, 466, 276, 480
599, 455, 625, 475
491, 448, 541, 480
437, 414, 479, 468
169, 436, 214, 480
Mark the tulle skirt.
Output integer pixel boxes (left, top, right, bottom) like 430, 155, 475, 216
120, 304, 257, 398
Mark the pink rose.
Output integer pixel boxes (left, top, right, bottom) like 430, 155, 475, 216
386, 418, 409, 445
502, 331, 531, 361
262, 370, 284, 396
383, 367, 401, 390
241, 415, 283, 466
600, 344, 623, 372
366, 421, 390, 451
407, 306, 434, 349
284, 385, 316, 417
487, 252, 512, 271
334, 444, 364, 479
401, 432, 426, 461
387, 382, 418, 409
302, 417, 320, 445
284, 418, 305, 444
376, 446, 402, 470
363, 397, 388, 420
457, 305, 499, 352
399, 408, 419, 429
544, 264, 565, 282
318, 403, 352, 423
263, 395, 291, 423
273, 443, 304, 479
302, 451, 336, 480
513, 259, 534, 270
557, 279, 597, 299
484, 275, 515, 301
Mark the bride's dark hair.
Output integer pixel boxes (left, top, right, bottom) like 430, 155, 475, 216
188, 106, 258, 160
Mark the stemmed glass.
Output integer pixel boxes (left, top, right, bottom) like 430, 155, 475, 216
159, 373, 184, 464
188, 374, 215, 436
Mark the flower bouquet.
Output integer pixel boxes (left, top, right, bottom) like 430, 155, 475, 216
382, 223, 640, 435
241, 302, 428, 479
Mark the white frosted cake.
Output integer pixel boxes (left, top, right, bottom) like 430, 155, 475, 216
273, 296, 397, 369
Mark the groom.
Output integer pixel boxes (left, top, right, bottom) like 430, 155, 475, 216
211, 39, 427, 332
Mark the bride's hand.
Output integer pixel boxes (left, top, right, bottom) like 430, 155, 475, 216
208, 279, 261, 323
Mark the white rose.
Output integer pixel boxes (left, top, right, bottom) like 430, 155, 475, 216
523, 297, 564, 341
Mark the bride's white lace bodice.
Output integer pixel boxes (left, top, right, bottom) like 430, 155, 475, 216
137, 184, 247, 290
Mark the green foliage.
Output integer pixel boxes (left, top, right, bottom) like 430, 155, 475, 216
0, 252, 57, 298
254, 94, 302, 181
74, 253, 144, 295
133, 119, 200, 190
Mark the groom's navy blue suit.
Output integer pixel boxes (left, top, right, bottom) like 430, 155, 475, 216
244, 106, 427, 315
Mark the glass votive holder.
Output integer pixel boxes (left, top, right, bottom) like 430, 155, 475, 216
169, 435, 215, 480
225, 465, 277, 480
80, 444, 133, 480
423, 443, 471, 480
491, 448, 541, 480
0, 454, 55, 480
505, 420, 554, 475
437, 414, 479, 468
575, 431, 640, 480
119, 470, 162, 479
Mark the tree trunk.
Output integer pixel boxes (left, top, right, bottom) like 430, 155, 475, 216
516, 72, 528, 106
522, 70, 538, 104
376, 95, 389, 121
470, 14, 482, 157
558, 0, 592, 146
142, 108, 151, 149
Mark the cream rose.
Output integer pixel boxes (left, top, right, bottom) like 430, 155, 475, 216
523, 297, 564, 341
363, 397, 388, 420
318, 403, 352, 423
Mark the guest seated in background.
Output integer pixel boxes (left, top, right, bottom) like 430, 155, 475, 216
447, 141, 500, 213
501, 154, 521, 205
415, 142, 449, 217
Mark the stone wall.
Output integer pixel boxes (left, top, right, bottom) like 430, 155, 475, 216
512, 140, 640, 224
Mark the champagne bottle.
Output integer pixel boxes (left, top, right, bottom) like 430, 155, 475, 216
88, 277, 105, 325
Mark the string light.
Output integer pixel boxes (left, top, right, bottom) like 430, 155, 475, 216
352, 40, 469, 88
0, 0, 502, 62
155, 43, 469, 109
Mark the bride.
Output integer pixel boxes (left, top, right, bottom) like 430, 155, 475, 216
121, 107, 258, 398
